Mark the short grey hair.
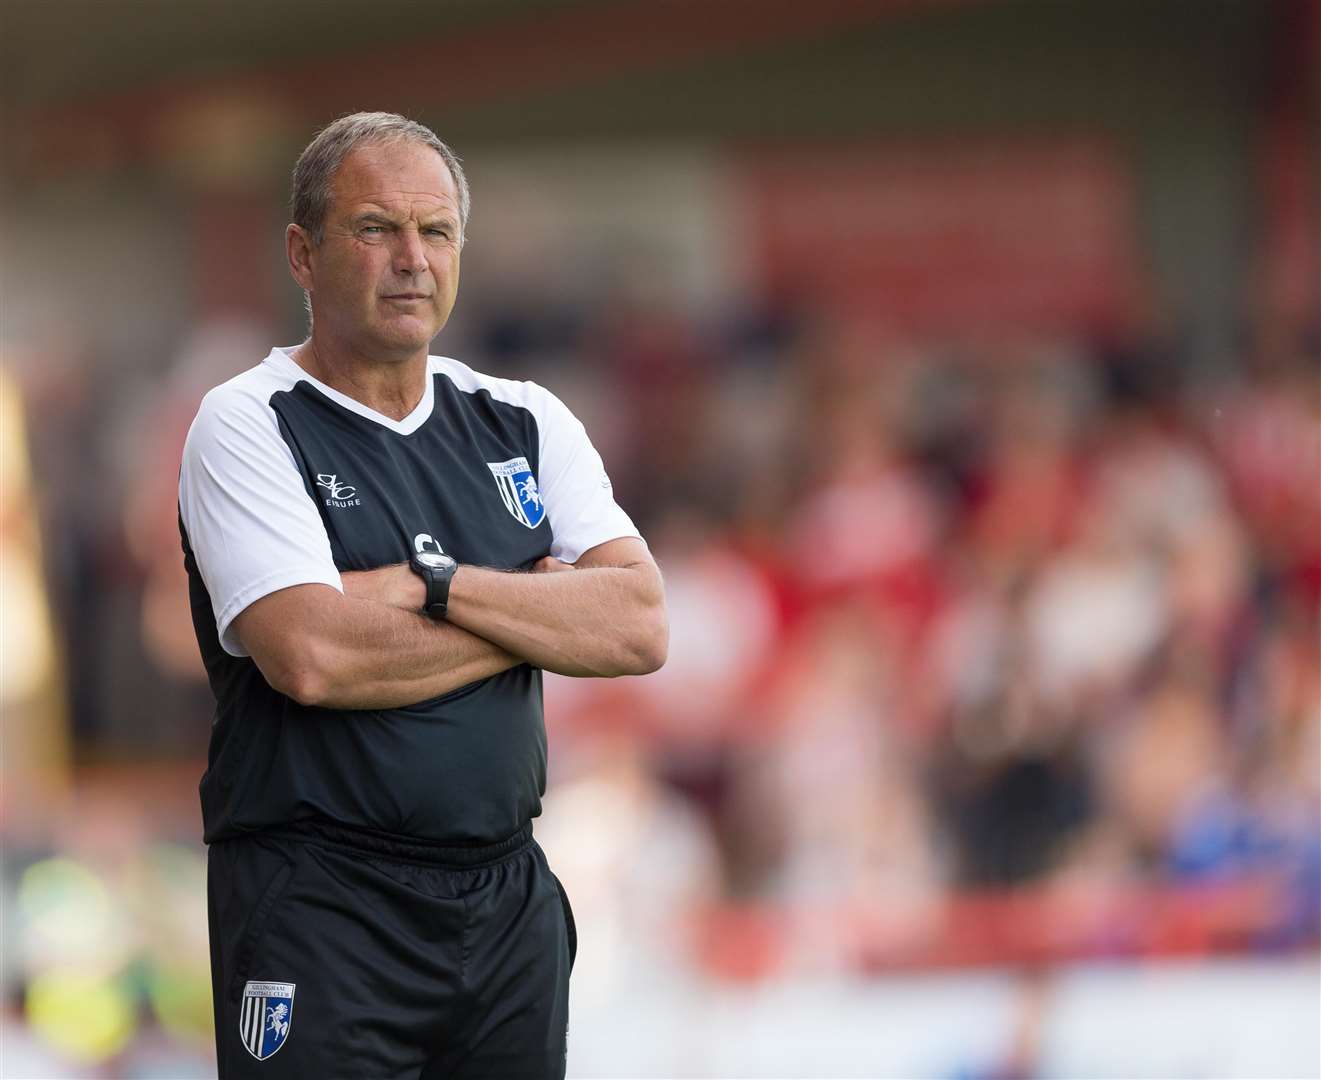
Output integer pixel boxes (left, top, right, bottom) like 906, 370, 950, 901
291, 111, 470, 246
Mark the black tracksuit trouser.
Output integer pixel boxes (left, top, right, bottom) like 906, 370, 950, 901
207, 820, 576, 1079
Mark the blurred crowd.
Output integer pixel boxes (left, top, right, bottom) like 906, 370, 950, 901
527, 300, 1321, 982
4, 290, 1319, 1073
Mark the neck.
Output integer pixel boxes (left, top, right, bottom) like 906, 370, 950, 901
294, 335, 428, 421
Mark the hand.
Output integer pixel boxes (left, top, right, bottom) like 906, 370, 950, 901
533, 556, 574, 574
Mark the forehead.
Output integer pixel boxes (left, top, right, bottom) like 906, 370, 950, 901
329, 141, 458, 215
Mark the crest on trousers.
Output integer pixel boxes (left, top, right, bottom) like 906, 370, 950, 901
240, 981, 295, 1061
487, 457, 545, 529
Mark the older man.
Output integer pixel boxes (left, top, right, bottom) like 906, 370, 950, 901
179, 112, 666, 1079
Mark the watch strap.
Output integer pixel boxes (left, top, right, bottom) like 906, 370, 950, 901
409, 553, 457, 619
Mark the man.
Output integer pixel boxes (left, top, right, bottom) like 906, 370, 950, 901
179, 112, 667, 1079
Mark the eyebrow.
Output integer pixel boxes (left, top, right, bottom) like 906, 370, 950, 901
350, 210, 457, 230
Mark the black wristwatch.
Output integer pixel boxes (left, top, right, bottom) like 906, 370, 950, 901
409, 551, 458, 619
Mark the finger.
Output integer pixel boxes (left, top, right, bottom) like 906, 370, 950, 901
534, 556, 574, 573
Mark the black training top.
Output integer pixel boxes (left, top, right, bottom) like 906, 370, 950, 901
179, 347, 639, 845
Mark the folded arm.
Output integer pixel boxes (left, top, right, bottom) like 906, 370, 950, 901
451, 536, 667, 677
232, 536, 666, 709
232, 585, 520, 710
345, 537, 668, 679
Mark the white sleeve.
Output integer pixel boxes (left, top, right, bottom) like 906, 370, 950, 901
179, 386, 343, 657
536, 388, 643, 563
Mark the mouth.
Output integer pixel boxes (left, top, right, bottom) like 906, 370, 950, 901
382, 293, 431, 302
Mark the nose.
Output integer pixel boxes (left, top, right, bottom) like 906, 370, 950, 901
392, 226, 427, 276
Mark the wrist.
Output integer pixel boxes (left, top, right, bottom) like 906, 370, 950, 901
395, 563, 427, 611
409, 551, 458, 618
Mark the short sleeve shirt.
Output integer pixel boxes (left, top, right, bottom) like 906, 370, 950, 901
179, 348, 641, 844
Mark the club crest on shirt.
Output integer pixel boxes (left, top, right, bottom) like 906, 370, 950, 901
487, 457, 545, 529
240, 981, 295, 1061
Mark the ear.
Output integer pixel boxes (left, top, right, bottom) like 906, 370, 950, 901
287, 223, 315, 291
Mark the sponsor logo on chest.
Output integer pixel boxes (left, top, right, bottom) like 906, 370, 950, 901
316, 472, 361, 509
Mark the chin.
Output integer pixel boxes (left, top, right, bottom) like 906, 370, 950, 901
375, 321, 440, 354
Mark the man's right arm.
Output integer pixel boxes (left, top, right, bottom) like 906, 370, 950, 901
232, 583, 520, 710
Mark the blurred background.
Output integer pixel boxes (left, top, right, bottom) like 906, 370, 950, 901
2, 0, 1318, 1076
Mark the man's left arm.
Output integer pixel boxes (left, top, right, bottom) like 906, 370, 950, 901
344, 536, 667, 678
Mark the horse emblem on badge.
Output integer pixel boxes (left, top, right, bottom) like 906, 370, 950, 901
240, 981, 295, 1060
487, 457, 546, 529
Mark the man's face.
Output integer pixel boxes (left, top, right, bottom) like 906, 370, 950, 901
298, 140, 462, 359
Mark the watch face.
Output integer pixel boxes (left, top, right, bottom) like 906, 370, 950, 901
415, 552, 455, 571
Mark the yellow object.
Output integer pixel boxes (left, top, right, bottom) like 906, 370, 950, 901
25, 971, 137, 1064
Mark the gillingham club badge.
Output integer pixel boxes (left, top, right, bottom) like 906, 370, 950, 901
487, 457, 545, 529
240, 980, 295, 1060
